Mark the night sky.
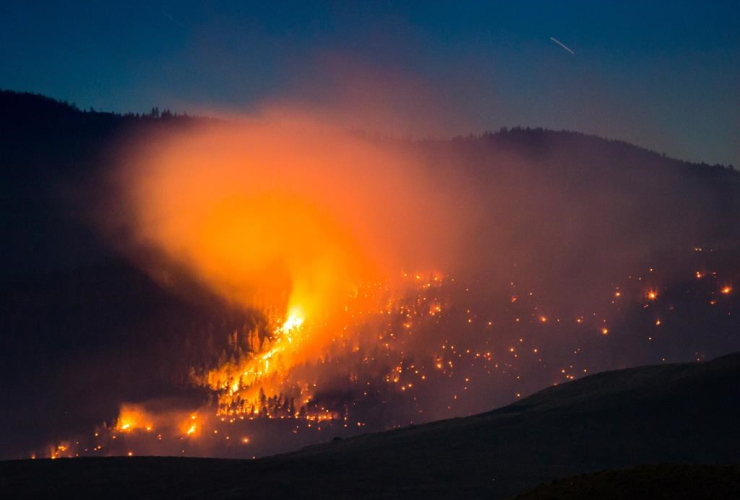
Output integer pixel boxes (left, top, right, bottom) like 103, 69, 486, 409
1, 0, 738, 166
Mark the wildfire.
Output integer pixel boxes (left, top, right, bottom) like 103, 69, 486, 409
110, 117, 464, 426
44, 243, 738, 460
115, 405, 155, 433
279, 307, 305, 334
34, 96, 729, 462
197, 302, 313, 417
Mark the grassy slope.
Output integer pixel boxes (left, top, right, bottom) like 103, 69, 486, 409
1, 353, 738, 499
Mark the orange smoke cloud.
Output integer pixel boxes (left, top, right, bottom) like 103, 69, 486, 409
113, 108, 462, 346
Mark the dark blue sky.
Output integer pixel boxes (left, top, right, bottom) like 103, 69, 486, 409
1, 0, 738, 165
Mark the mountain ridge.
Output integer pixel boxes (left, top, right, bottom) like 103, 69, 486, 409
2, 89, 735, 174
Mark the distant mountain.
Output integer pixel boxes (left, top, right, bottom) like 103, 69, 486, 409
0, 90, 194, 276
2, 353, 738, 499
1, 89, 740, 460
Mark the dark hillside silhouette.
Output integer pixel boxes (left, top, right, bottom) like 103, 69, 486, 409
512, 464, 740, 500
1, 353, 738, 499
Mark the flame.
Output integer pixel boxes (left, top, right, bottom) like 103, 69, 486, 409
279, 306, 305, 334
116, 404, 155, 433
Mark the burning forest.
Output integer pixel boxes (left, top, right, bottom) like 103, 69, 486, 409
28, 107, 739, 460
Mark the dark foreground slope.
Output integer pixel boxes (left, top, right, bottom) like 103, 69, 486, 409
512, 464, 740, 500
2, 353, 739, 500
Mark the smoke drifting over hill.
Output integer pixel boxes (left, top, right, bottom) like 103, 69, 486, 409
111, 110, 467, 320
109, 101, 740, 322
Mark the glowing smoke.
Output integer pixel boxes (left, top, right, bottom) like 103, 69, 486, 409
110, 108, 469, 365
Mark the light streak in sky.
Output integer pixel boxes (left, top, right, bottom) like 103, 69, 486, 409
550, 37, 575, 55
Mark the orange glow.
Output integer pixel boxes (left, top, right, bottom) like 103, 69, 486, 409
109, 112, 465, 403
721, 286, 732, 295
116, 404, 155, 433
115, 115, 460, 319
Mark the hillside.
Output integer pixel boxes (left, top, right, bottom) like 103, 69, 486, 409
1, 352, 738, 499
2, 89, 740, 460
511, 464, 740, 500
